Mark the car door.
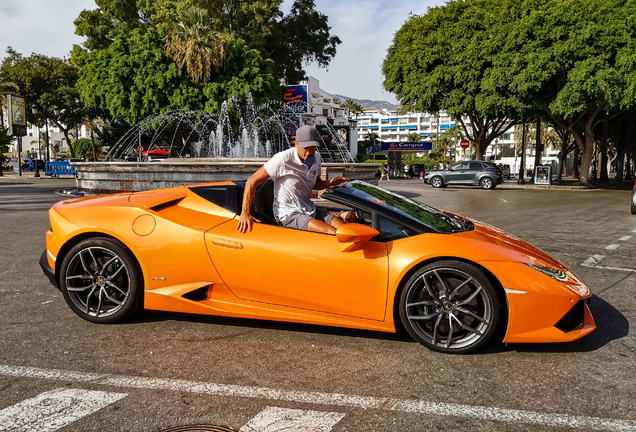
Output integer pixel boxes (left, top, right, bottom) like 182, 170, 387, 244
205, 220, 390, 321
445, 161, 471, 184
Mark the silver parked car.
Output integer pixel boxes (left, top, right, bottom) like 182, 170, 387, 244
424, 161, 503, 190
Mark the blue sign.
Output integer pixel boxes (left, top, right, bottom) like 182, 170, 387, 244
366, 141, 433, 154
282, 85, 308, 113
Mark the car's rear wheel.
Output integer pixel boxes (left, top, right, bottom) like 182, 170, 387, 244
480, 177, 495, 190
399, 260, 501, 354
431, 176, 444, 188
60, 237, 143, 323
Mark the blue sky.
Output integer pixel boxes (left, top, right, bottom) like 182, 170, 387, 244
0, 0, 442, 104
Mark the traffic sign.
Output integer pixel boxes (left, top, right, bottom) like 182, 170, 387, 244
137, 145, 144, 152
460, 139, 470, 149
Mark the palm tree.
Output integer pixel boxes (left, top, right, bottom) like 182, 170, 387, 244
0, 81, 20, 127
165, 6, 225, 84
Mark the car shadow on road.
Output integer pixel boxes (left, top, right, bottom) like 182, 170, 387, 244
128, 310, 417, 343
482, 295, 628, 354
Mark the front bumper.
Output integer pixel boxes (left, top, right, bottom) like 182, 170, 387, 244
39, 249, 59, 290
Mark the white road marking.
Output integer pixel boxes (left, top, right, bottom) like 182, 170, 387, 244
632, 228, 636, 233
0, 365, 635, 431
498, 198, 508, 203
0, 388, 126, 432
582, 255, 605, 267
579, 264, 636, 273
240, 407, 345, 432
619, 236, 632, 241
605, 244, 620, 251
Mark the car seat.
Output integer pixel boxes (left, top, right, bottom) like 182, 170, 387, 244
251, 179, 277, 225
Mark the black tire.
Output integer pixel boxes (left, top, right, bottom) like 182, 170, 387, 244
431, 176, 444, 188
60, 237, 143, 323
480, 177, 495, 190
399, 260, 501, 354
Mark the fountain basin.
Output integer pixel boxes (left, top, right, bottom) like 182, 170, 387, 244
74, 160, 379, 194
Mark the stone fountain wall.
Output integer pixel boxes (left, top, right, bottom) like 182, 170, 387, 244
74, 160, 379, 194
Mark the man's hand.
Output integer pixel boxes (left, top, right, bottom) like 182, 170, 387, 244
237, 212, 261, 233
329, 176, 349, 187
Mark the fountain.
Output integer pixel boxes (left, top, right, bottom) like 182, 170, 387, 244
74, 95, 378, 193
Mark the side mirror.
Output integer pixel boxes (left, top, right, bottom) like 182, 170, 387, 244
336, 223, 380, 252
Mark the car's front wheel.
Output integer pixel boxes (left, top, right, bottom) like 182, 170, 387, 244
431, 176, 444, 188
399, 260, 501, 354
480, 177, 495, 190
60, 237, 143, 323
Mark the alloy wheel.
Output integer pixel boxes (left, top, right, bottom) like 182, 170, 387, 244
400, 264, 499, 353
64, 246, 131, 318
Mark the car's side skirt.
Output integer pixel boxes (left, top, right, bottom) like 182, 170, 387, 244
144, 282, 396, 333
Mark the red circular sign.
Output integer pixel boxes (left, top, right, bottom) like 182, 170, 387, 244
460, 139, 470, 149
137, 145, 144, 152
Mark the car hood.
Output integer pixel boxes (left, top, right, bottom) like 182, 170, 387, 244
454, 219, 567, 270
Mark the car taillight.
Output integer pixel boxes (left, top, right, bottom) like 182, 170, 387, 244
493, 169, 500, 172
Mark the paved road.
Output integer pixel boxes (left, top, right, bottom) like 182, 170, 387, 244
0, 179, 634, 432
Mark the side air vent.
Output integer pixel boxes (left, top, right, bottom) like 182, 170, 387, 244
182, 286, 209, 302
150, 198, 184, 212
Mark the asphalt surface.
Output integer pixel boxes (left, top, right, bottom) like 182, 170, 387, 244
0, 177, 635, 432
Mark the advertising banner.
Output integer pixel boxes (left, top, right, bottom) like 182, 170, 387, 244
366, 141, 433, 154
282, 85, 308, 113
6, 94, 27, 137
282, 85, 308, 148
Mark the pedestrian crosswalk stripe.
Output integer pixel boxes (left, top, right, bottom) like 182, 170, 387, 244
0, 388, 127, 432
240, 407, 345, 432
2, 364, 636, 431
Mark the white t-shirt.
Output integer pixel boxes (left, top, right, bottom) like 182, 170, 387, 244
263, 148, 322, 223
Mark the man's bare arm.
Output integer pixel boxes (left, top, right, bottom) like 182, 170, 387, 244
314, 176, 349, 190
237, 166, 270, 233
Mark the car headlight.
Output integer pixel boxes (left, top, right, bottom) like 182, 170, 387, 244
526, 264, 569, 282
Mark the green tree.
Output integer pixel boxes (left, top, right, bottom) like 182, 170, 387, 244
383, 0, 523, 161
73, 0, 341, 85
499, 0, 636, 185
0, 49, 90, 157
406, 132, 420, 142
72, 138, 103, 160
164, 6, 225, 83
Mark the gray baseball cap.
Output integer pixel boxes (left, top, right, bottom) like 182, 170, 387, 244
295, 125, 322, 148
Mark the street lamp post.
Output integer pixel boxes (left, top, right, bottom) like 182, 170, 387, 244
30, 105, 40, 178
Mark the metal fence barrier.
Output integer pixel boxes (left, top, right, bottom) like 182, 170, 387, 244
46, 161, 78, 177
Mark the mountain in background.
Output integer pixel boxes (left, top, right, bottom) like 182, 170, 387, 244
332, 94, 399, 111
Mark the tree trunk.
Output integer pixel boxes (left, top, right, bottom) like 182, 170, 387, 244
599, 121, 609, 183
557, 150, 565, 181
616, 143, 625, 182
533, 118, 541, 181
475, 128, 489, 161
572, 144, 580, 181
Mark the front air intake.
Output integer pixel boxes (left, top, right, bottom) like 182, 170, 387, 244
555, 300, 586, 333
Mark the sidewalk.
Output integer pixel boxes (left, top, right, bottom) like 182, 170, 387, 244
0, 169, 76, 180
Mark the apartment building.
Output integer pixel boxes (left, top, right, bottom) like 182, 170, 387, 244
357, 108, 564, 174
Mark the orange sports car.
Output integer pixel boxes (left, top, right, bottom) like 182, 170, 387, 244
40, 180, 595, 354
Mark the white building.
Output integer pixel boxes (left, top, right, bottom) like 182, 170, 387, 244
2, 105, 88, 161
356, 108, 564, 174
294, 76, 358, 161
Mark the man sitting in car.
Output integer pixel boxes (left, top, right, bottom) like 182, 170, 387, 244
237, 125, 354, 234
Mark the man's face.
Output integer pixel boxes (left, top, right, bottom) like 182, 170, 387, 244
295, 144, 317, 161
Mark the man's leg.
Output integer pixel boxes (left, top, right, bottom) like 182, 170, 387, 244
307, 218, 337, 234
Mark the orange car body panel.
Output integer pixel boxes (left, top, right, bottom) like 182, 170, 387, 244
46, 183, 595, 343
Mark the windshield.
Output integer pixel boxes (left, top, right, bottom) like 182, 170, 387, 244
339, 181, 468, 233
